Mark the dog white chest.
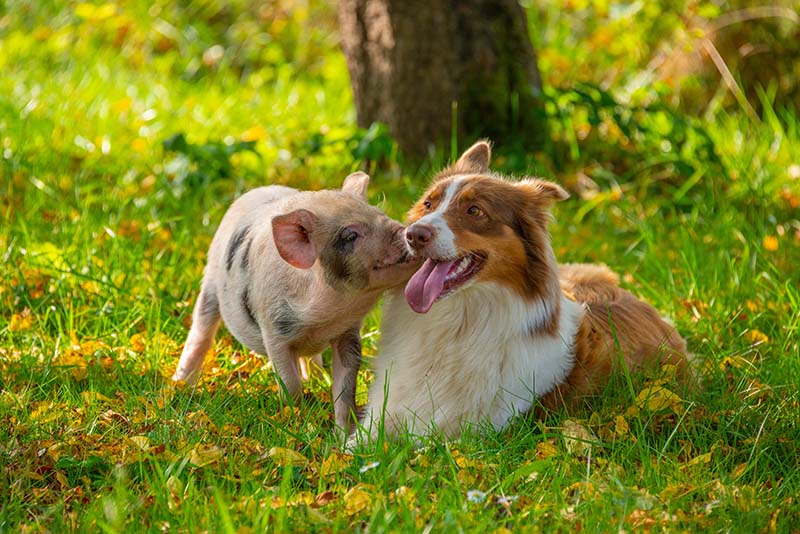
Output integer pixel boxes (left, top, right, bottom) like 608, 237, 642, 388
364, 284, 583, 437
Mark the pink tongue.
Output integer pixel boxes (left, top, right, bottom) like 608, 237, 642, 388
405, 258, 456, 313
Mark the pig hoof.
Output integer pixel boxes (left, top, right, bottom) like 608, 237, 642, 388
172, 368, 199, 385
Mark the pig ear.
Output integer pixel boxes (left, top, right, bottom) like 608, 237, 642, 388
341, 171, 370, 200
454, 140, 491, 173
272, 209, 319, 269
515, 178, 570, 203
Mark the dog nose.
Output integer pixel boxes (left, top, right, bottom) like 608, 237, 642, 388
406, 223, 434, 250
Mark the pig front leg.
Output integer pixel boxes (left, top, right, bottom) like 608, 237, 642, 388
332, 326, 362, 439
174, 285, 221, 384
264, 338, 303, 402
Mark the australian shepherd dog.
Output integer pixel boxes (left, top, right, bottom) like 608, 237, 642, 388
355, 141, 692, 441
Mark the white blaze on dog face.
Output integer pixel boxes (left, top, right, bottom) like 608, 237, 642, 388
405, 176, 464, 258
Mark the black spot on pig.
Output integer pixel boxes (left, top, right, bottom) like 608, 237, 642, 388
270, 299, 302, 339
241, 287, 258, 326
226, 225, 250, 271
240, 236, 253, 271
198, 289, 219, 319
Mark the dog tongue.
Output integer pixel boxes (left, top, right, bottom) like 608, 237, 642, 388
405, 258, 456, 313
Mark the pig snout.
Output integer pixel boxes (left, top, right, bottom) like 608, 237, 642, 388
369, 224, 411, 268
381, 224, 408, 265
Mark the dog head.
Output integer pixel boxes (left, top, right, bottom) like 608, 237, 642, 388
404, 141, 568, 313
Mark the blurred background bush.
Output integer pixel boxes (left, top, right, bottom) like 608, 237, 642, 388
1, 0, 798, 209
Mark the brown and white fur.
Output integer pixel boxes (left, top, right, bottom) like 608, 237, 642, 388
173, 173, 419, 437
354, 142, 691, 441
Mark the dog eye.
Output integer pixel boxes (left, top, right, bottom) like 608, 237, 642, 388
423, 199, 432, 210
467, 205, 483, 216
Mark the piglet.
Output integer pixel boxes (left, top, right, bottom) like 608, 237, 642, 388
173, 172, 417, 436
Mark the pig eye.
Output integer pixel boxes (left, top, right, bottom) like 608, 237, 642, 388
340, 228, 358, 243
467, 205, 483, 216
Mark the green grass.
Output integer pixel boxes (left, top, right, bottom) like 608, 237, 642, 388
2, 1, 799, 532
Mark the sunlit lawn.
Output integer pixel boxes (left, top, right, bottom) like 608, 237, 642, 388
1, 1, 799, 532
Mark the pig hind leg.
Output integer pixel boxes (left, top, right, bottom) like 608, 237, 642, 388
174, 284, 221, 383
332, 326, 362, 438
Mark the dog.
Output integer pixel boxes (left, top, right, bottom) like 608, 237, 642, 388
173, 172, 419, 436
354, 141, 692, 440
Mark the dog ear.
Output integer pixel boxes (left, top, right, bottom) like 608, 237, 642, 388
341, 171, 370, 200
515, 178, 569, 203
453, 140, 492, 173
272, 209, 320, 269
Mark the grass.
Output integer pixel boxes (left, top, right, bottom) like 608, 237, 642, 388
2, 1, 799, 532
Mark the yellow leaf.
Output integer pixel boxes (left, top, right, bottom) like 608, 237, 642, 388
129, 435, 151, 451
81, 280, 101, 294
562, 419, 595, 456
130, 333, 146, 352
319, 452, 352, 479
731, 463, 748, 480
631, 385, 683, 414
9, 312, 33, 332
745, 329, 769, 345
614, 415, 629, 436
268, 446, 307, 467
81, 390, 113, 404
188, 444, 224, 467
681, 451, 712, 469
763, 235, 779, 251
343, 485, 373, 515
535, 440, 559, 459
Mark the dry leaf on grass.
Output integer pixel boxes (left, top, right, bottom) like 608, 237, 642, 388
188, 444, 224, 467
268, 446, 307, 467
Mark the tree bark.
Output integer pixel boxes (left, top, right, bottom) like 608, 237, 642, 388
338, 0, 545, 158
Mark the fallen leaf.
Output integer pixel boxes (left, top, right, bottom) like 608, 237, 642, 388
312, 490, 336, 508
81, 391, 113, 404
629, 385, 683, 415
268, 446, 307, 467
188, 444, 224, 467
614, 415, 629, 437
535, 440, 559, 459
319, 452, 352, 479
745, 329, 769, 345
9, 311, 33, 332
681, 451, 712, 469
343, 485, 372, 515
128, 436, 151, 451
562, 419, 595, 455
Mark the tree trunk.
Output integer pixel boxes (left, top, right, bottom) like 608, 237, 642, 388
338, 0, 545, 158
